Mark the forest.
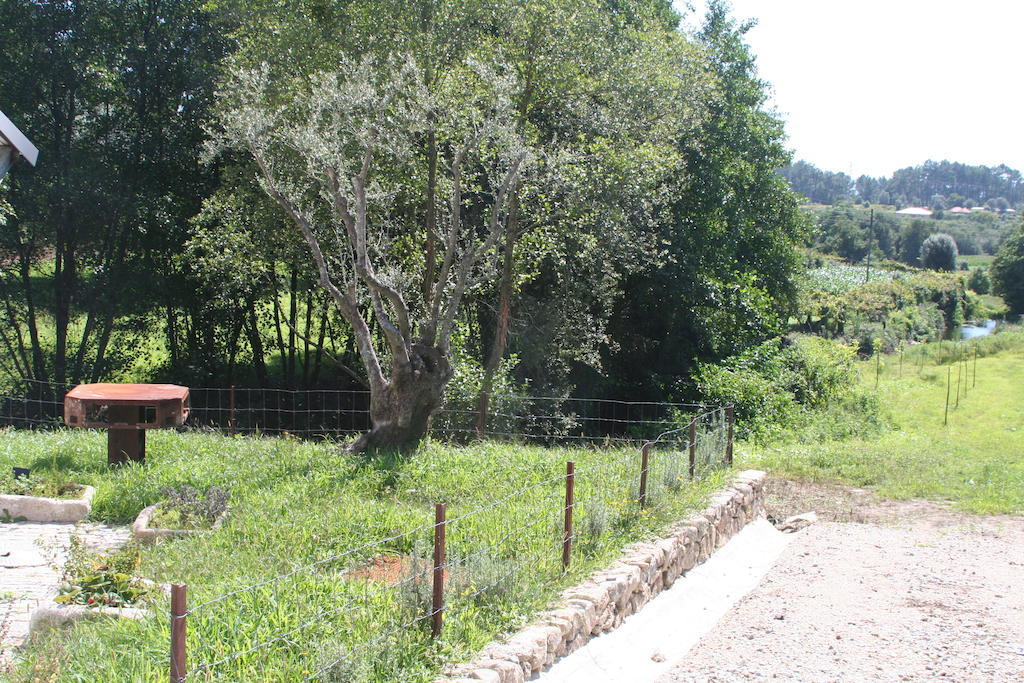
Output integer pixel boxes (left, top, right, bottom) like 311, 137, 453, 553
780, 158, 1024, 210
0, 0, 805, 440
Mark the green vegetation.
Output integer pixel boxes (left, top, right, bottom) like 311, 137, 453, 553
968, 267, 991, 295
800, 264, 971, 352
0, 0, 806, 435
804, 202, 1013, 264
781, 159, 1023, 213
695, 335, 882, 442
54, 540, 150, 608
745, 328, 1024, 515
149, 485, 231, 530
991, 225, 1024, 314
920, 233, 959, 271
0, 471, 81, 499
7, 432, 729, 680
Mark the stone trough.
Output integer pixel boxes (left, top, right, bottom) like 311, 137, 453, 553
0, 485, 95, 523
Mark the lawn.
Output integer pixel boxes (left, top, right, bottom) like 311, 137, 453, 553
744, 330, 1024, 515
3, 429, 730, 681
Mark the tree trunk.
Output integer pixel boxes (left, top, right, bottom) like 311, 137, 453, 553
475, 194, 520, 437
349, 343, 453, 454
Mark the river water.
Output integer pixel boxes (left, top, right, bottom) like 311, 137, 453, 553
961, 319, 998, 340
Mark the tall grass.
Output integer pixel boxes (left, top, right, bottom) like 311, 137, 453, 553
4, 432, 728, 681
746, 326, 1024, 515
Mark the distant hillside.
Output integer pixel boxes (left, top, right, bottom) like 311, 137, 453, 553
780, 160, 1023, 210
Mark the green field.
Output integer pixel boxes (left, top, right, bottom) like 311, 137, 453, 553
745, 332, 1024, 515
4, 431, 729, 681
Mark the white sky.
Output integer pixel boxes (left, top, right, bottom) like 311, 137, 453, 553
676, 1, 1024, 179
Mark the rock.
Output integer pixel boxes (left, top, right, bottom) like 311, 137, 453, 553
779, 511, 818, 533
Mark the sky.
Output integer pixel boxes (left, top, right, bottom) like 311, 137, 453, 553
675, 1, 1024, 179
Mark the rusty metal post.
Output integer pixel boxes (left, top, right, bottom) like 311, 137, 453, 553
688, 418, 696, 479
562, 461, 575, 569
638, 443, 650, 508
725, 405, 735, 466
228, 385, 236, 435
170, 584, 187, 682
431, 503, 447, 639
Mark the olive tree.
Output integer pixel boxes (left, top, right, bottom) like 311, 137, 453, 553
213, 58, 535, 452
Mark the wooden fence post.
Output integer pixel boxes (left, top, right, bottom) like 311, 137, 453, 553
725, 405, 734, 466
944, 366, 951, 426
170, 584, 187, 682
431, 503, 447, 639
688, 418, 696, 479
955, 355, 962, 408
562, 461, 575, 569
638, 443, 650, 508
973, 347, 978, 388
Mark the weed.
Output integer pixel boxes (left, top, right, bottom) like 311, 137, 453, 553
54, 538, 150, 608
150, 485, 230, 530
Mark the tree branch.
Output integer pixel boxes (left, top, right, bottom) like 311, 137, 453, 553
438, 154, 527, 348
249, 138, 386, 392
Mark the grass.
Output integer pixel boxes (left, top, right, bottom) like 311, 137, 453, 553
962, 253, 996, 267
744, 329, 1024, 515
3, 430, 730, 681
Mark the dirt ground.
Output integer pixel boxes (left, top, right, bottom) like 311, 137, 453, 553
659, 478, 1024, 682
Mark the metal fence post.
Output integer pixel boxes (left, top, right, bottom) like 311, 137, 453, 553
562, 461, 575, 569
725, 405, 734, 466
688, 418, 696, 479
170, 584, 187, 682
638, 443, 650, 508
431, 503, 447, 639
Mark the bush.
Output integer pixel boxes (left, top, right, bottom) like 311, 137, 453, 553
920, 233, 959, 271
991, 228, 1024, 314
695, 335, 866, 440
968, 267, 991, 295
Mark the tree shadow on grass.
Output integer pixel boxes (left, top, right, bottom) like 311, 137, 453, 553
27, 450, 109, 475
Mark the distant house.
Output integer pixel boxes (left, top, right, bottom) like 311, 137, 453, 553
948, 206, 972, 214
894, 206, 933, 216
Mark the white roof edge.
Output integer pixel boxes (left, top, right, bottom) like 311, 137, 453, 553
0, 109, 38, 166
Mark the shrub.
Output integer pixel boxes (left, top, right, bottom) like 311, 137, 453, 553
968, 267, 991, 295
991, 227, 1024, 314
920, 233, 959, 271
695, 335, 862, 440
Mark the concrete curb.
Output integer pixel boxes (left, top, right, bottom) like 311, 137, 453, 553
440, 470, 768, 683
0, 485, 95, 523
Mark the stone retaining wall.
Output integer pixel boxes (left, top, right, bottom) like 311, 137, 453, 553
443, 470, 767, 683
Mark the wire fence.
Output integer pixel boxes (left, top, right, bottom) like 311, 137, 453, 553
0, 378, 732, 680
165, 408, 731, 681
0, 379, 711, 445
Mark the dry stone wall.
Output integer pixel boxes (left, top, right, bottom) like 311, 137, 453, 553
442, 470, 767, 683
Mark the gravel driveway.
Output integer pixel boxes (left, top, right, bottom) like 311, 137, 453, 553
660, 481, 1024, 682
